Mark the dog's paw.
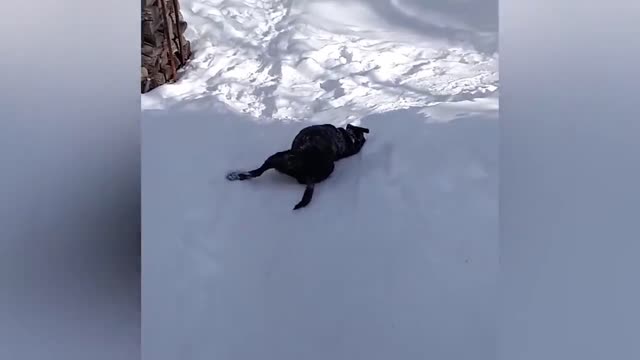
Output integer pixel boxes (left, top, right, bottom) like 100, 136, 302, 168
293, 203, 305, 210
225, 172, 239, 181
226, 171, 248, 181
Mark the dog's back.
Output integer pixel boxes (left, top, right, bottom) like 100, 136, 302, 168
290, 125, 342, 158
291, 124, 367, 161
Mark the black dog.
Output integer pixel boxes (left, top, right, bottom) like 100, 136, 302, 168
226, 124, 370, 210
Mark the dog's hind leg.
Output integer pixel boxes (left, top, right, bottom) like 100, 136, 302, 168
226, 164, 271, 181
225, 170, 256, 181
293, 181, 315, 210
292, 156, 334, 209
225, 151, 288, 181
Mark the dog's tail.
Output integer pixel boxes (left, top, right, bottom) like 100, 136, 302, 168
347, 124, 369, 134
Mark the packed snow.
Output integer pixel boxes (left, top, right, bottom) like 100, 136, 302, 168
142, 0, 498, 359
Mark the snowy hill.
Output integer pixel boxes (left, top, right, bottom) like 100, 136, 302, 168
142, 0, 498, 359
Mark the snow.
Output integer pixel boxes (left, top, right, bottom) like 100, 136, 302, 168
142, 0, 498, 359
141, 0, 498, 124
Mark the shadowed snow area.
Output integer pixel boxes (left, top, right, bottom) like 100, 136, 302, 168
142, 1, 498, 359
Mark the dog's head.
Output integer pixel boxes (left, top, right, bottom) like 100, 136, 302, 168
346, 124, 369, 150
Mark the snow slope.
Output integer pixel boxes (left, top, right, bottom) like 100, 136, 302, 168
142, 1, 498, 359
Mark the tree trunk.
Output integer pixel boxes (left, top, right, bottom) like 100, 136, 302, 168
141, 0, 192, 94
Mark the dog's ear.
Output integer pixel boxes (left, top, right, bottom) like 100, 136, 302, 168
347, 124, 370, 134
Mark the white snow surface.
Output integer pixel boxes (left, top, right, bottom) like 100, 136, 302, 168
143, 1, 498, 359
141, 0, 498, 123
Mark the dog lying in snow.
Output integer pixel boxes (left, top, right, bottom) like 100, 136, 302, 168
226, 124, 370, 210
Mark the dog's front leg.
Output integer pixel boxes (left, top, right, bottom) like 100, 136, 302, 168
293, 182, 315, 210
